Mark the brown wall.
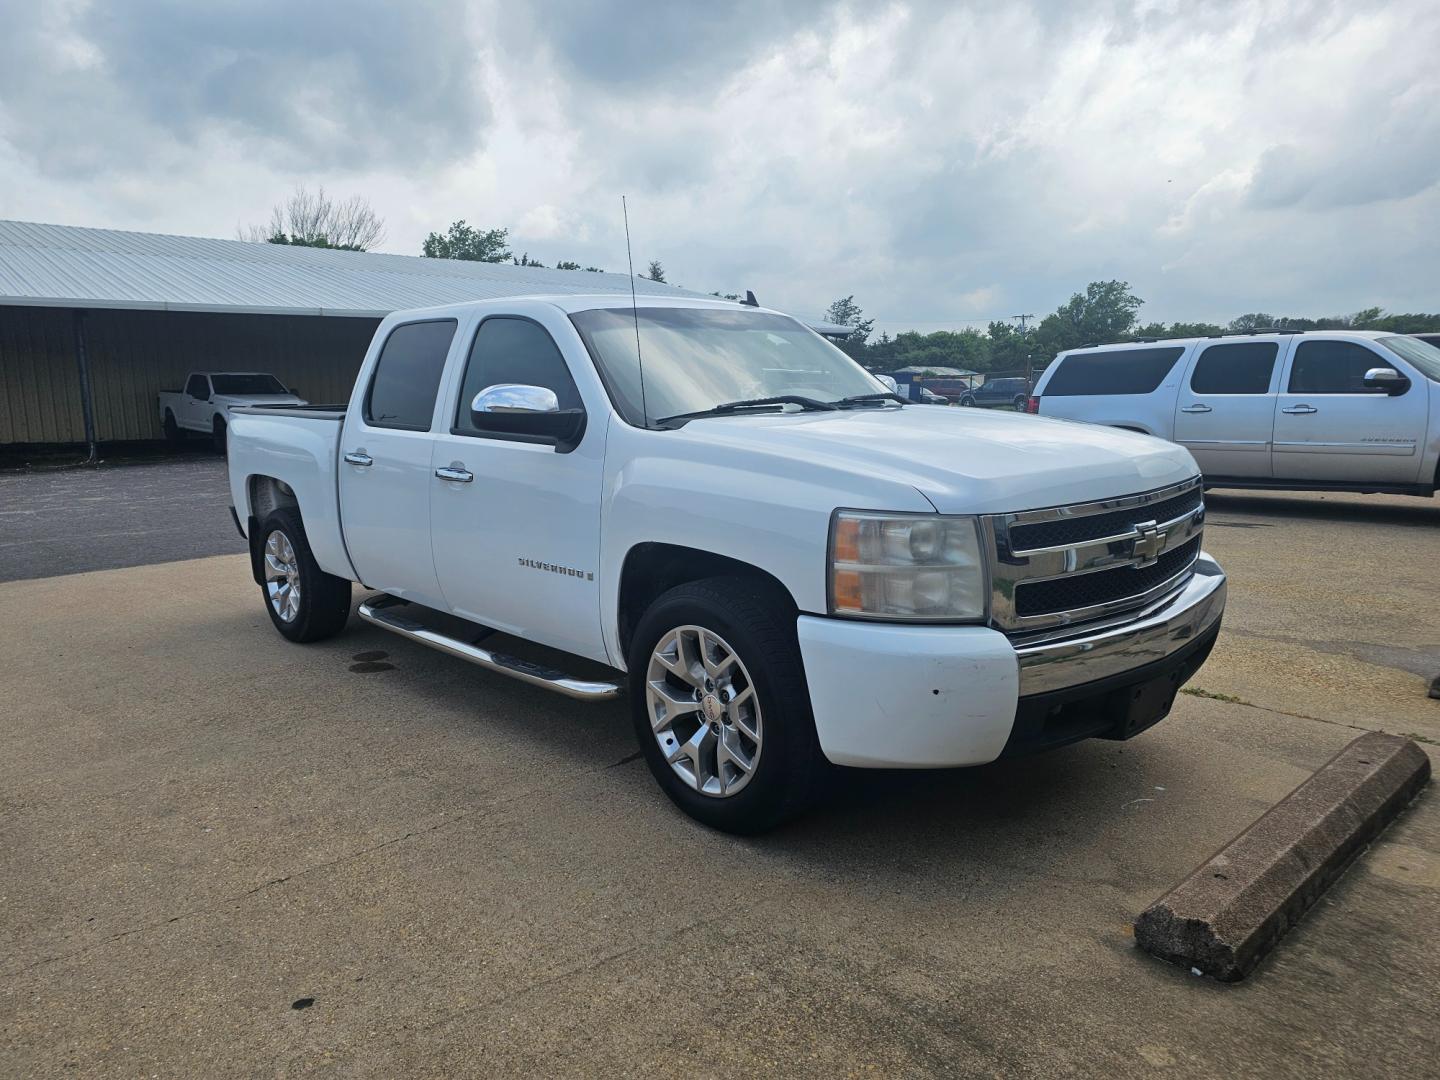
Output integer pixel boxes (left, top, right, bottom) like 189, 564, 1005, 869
0, 306, 381, 445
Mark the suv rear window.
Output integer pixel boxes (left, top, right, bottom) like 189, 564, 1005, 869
1042, 347, 1185, 396
1189, 342, 1277, 394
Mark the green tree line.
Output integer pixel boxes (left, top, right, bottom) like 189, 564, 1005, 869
826, 282, 1440, 375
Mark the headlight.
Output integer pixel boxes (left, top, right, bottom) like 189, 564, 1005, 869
828, 511, 986, 621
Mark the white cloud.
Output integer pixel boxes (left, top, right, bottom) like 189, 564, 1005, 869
1, 0, 1435, 327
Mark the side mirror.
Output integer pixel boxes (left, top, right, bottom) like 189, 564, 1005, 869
876, 374, 899, 393
1363, 367, 1410, 395
470, 383, 585, 450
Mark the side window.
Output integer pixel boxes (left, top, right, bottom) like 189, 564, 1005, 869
1189, 342, 1278, 394
1288, 340, 1387, 394
1042, 347, 1185, 396
186, 374, 209, 399
453, 317, 583, 435
364, 319, 457, 430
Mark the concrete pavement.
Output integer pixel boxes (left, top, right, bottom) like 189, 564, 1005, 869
2, 486, 1437, 1077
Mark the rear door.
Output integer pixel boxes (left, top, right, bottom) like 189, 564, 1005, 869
1171, 340, 1281, 478
428, 313, 607, 661
1272, 337, 1428, 484
337, 318, 459, 606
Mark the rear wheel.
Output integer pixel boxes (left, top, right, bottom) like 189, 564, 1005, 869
628, 576, 825, 834
257, 507, 352, 643
212, 416, 227, 454
1012, 393, 1029, 411
163, 410, 183, 442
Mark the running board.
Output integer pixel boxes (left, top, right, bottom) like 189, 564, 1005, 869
356, 594, 624, 702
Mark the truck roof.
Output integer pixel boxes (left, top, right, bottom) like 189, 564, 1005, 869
380, 293, 784, 321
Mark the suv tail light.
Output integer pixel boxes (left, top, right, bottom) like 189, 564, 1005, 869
1025, 395, 1040, 414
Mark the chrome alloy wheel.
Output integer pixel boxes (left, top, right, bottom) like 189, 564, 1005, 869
263, 529, 302, 623
646, 625, 763, 798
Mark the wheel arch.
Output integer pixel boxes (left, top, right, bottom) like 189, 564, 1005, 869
616, 542, 798, 662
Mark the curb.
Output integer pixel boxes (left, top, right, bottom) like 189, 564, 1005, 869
1134, 731, 1431, 981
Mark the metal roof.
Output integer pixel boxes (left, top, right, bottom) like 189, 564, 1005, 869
0, 219, 748, 319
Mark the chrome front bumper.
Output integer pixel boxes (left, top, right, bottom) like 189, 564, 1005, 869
1014, 554, 1227, 696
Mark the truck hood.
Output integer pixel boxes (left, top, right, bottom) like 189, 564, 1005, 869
673, 406, 1197, 514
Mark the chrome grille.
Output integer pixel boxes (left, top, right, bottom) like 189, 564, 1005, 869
982, 478, 1204, 633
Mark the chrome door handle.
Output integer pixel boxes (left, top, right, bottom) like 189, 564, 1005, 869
1179, 404, 1212, 414
435, 465, 473, 483
344, 450, 373, 467
1281, 405, 1317, 415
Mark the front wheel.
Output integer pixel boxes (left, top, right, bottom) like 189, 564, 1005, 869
628, 576, 825, 834
960, 396, 976, 407
256, 508, 352, 642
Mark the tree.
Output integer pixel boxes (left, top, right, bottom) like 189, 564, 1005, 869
555, 260, 582, 270
513, 252, 545, 268
421, 221, 512, 262
645, 260, 666, 283
240, 185, 386, 251
1034, 280, 1144, 354
823, 295, 876, 358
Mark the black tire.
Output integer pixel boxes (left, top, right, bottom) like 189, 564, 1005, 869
960, 395, 976, 407
212, 416, 228, 454
627, 576, 825, 834
1013, 393, 1029, 411
256, 507, 352, 643
163, 410, 183, 442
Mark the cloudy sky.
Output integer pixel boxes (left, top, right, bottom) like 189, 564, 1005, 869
2, 0, 1436, 331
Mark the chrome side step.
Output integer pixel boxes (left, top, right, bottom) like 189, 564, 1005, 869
356, 594, 624, 702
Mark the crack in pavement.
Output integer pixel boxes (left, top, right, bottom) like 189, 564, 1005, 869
1, 802, 505, 979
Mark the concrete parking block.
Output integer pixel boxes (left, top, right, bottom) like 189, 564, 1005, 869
1135, 731, 1432, 981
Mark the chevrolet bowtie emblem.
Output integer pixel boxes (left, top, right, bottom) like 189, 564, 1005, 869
1130, 520, 1166, 567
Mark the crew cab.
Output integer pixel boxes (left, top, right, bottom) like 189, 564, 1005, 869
227, 295, 1226, 833
159, 372, 306, 451
1030, 331, 1440, 495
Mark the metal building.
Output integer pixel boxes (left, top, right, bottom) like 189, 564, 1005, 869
0, 220, 852, 450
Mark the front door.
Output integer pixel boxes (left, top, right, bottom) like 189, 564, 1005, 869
1272, 338, 1428, 484
1171, 340, 1281, 478
184, 373, 212, 429
429, 315, 606, 662
337, 318, 458, 607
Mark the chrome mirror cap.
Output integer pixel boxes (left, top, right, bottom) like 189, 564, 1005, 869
1363, 367, 1403, 383
472, 384, 560, 415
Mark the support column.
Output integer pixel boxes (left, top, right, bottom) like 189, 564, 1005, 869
71, 309, 98, 462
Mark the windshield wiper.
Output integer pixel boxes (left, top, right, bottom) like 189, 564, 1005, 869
829, 392, 908, 408
656, 395, 838, 426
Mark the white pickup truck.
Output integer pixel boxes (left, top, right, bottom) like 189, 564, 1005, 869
226, 295, 1226, 832
159, 372, 307, 451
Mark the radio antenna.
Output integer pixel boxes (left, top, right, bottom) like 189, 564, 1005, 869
621, 195, 649, 426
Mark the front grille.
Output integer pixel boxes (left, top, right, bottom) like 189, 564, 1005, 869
1009, 486, 1203, 551
1014, 536, 1201, 617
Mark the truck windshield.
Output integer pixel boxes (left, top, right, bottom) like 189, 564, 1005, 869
1378, 337, 1440, 383
210, 374, 287, 395
570, 307, 886, 428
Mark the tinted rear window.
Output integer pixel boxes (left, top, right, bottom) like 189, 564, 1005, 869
1189, 342, 1278, 394
1043, 347, 1185, 396
364, 320, 457, 430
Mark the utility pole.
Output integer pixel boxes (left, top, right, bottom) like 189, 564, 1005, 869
1012, 313, 1035, 333
1013, 314, 1036, 384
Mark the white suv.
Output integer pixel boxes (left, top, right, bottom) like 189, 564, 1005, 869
1030, 331, 1440, 496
